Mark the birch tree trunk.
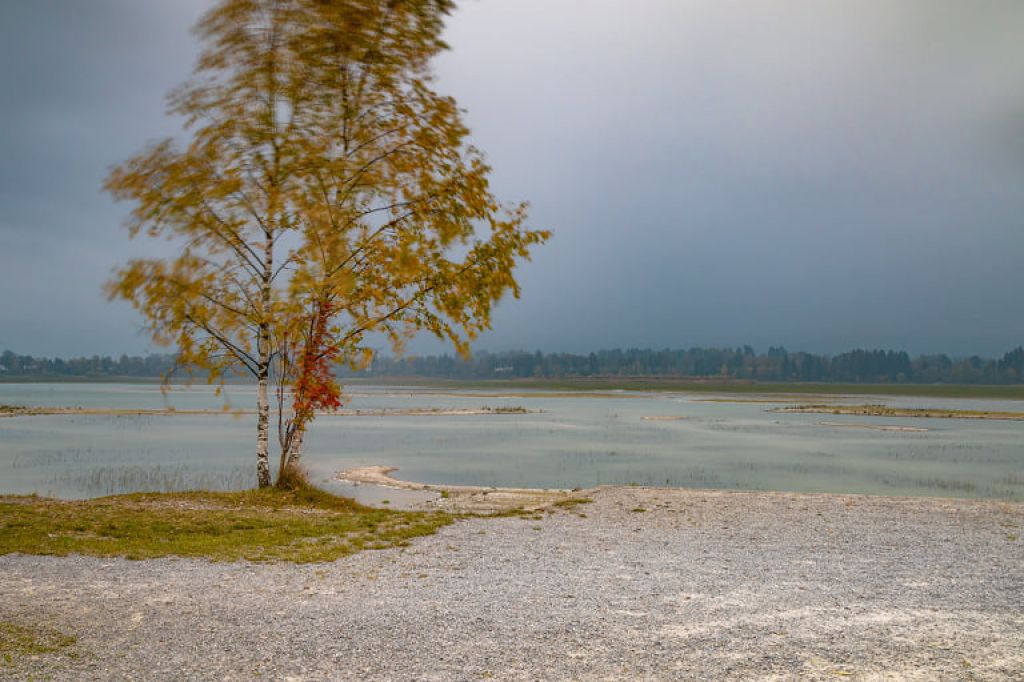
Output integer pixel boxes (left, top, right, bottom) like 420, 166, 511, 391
284, 424, 305, 474
256, 220, 274, 488
256, 363, 272, 488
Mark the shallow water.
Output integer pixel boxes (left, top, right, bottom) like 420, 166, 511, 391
1, 382, 1021, 500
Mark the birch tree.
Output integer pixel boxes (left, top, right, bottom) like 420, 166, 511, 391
106, 0, 548, 487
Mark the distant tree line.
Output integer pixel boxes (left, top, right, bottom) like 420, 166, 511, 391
4, 346, 1024, 385
0, 350, 176, 379
350, 346, 1024, 384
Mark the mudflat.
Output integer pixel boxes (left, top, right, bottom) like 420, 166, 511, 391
2, 486, 1022, 680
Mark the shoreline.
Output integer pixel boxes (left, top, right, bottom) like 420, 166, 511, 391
337, 465, 1024, 513
337, 465, 595, 513
0, 406, 537, 419
5, 376, 1024, 399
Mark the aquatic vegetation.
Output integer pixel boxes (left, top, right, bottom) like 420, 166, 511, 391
774, 404, 1024, 420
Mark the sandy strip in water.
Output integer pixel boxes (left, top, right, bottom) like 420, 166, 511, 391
338, 465, 592, 513
817, 421, 929, 432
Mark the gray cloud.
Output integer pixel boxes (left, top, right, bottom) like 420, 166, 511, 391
1, 0, 1022, 357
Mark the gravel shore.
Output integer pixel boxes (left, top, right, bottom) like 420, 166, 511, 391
2, 487, 1022, 680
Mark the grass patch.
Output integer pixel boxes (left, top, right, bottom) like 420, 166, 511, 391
480, 507, 544, 520
1, 621, 76, 667
550, 497, 593, 509
0, 486, 452, 563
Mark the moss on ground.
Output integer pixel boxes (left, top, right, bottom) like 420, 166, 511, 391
0, 487, 452, 563
0, 621, 77, 667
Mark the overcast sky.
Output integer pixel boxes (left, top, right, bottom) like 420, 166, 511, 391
1, 0, 1022, 358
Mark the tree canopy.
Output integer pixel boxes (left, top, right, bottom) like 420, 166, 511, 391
106, 0, 549, 486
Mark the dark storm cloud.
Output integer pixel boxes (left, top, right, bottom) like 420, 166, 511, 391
436, 0, 1024, 356
1, 0, 1022, 357
0, 1, 206, 355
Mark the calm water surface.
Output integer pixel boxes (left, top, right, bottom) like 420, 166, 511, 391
1, 383, 1021, 500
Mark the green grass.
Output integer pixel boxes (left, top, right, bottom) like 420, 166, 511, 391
1, 621, 76, 667
550, 497, 593, 509
0, 487, 452, 563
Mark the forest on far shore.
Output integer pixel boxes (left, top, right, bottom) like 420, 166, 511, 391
3, 346, 1024, 385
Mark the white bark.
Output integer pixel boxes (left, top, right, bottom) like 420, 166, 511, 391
256, 367, 272, 488
285, 425, 304, 473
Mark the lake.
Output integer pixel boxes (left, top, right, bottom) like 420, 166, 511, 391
1, 382, 1021, 500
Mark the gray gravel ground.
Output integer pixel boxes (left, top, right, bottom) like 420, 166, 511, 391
2, 487, 1022, 680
